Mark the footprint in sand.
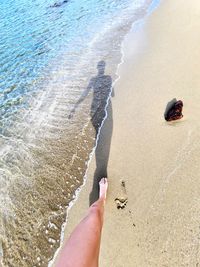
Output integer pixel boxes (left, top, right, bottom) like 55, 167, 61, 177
115, 180, 128, 209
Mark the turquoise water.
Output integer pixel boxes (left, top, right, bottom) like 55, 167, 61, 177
0, 0, 153, 266
0, 0, 143, 123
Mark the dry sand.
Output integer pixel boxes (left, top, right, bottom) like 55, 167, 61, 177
53, 0, 200, 266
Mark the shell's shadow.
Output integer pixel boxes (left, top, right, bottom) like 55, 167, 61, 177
164, 98, 177, 120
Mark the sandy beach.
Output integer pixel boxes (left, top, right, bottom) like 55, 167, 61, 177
52, 0, 200, 266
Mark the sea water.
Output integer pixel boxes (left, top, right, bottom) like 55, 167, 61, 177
0, 0, 153, 266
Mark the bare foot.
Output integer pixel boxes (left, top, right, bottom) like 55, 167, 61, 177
99, 178, 108, 201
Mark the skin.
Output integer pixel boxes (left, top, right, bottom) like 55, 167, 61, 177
55, 178, 108, 267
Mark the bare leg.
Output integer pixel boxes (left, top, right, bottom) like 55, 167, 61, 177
56, 178, 108, 267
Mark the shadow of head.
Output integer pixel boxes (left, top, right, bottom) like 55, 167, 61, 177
97, 60, 106, 76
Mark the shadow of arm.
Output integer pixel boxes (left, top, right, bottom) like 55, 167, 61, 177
68, 78, 94, 119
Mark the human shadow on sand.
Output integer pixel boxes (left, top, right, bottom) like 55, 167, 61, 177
68, 60, 113, 205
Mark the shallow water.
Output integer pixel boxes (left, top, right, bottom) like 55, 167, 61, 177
0, 0, 153, 266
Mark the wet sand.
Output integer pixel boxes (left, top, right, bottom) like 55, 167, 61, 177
52, 0, 200, 266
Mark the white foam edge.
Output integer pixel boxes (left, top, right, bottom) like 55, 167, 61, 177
48, 42, 124, 267
48, 0, 161, 265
